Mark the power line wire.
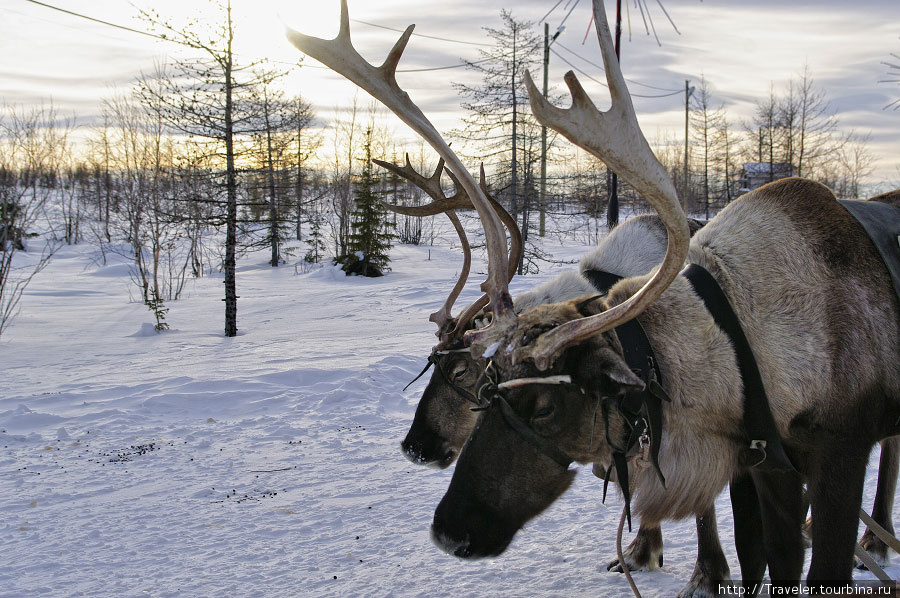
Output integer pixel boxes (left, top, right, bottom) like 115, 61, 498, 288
19, 0, 682, 93
549, 47, 681, 99
554, 41, 680, 92
20, 0, 494, 73
350, 19, 491, 47
22, 0, 492, 50
23, 0, 171, 42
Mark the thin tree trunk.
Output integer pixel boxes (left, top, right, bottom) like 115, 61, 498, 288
223, 0, 238, 337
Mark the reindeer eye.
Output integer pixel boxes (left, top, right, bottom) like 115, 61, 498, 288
534, 405, 555, 419
452, 366, 468, 380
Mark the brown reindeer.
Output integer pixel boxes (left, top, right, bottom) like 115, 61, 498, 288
426, 2, 900, 594
287, 1, 900, 593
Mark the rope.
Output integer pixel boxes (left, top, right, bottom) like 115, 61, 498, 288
617, 507, 642, 598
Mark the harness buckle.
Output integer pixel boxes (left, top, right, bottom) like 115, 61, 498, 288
635, 426, 652, 471
743, 439, 768, 468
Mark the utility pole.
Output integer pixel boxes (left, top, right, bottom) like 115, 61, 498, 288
606, 0, 623, 230
683, 79, 693, 211
539, 23, 562, 237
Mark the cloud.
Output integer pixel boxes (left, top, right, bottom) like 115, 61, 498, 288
4, 0, 899, 182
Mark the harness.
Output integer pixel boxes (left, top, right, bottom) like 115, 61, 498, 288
584, 269, 669, 529
838, 200, 900, 301
470, 265, 797, 529
405, 265, 794, 528
682, 264, 795, 473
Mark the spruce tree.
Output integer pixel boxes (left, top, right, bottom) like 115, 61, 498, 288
335, 128, 392, 277
146, 288, 170, 332
304, 209, 327, 264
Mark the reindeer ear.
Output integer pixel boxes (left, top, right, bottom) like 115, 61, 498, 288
594, 347, 644, 394
575, 295, 605, 317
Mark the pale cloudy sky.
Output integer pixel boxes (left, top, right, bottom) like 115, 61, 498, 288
2, 0, 899, 183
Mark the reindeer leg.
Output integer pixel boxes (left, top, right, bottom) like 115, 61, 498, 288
858, 437, 898, 568
676, 504, 731, 598
806, 444, 869, 590
730, 471, 767, 595
606, 522, 664, 572
750, 468, 805, 590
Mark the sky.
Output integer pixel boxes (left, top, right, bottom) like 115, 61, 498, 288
2, 0, 899, 184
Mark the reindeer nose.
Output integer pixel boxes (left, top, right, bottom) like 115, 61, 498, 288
430, 524, 472, 557
399, 438, 456, 468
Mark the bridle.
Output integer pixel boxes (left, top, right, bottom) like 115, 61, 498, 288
473, 315, 672, 533
404, 348, 483, 407
475, 360, 581, 469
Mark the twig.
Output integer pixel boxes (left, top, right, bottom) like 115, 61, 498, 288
247, 467, 293, 473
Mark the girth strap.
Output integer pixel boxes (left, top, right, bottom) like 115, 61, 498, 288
682, 263, 796, 472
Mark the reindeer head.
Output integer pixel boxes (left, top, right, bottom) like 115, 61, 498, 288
428, 0, 690, 556
431, 296, 650, 557
371, 156, 521, 466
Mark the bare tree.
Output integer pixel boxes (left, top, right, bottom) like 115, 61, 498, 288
452, 9, 543, 253
243, 69, 299, 267
291, 95, 318, 242
329, 98, 361, 257
690, 75, 724, 218
793, 64, 839, 177
746, 83, 780, 181
0, 103, 66, 337
138, 0, 266, 337
832, 132, 876, 198
99, 87, 193, 305
714, 109, 739, 206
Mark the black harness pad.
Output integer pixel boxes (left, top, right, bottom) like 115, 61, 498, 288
839, 200, 900, 302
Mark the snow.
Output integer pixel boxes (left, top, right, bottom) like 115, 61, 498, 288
482, 340, 501, 359
1, 225, 898, 598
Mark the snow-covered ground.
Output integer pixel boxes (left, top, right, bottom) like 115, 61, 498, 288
1, 223, 897, 598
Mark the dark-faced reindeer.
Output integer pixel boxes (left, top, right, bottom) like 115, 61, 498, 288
287, 1, 900, 594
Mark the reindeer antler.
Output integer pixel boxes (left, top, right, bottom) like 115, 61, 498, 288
374, 156, 524, 347
287, 1, 515, 330
510, 0, 690, 369
375, 155, 469, 215
374, 156, 472, 335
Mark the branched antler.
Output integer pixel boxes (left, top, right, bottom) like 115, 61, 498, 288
506, 0, 690, 370
374, 156, 523, 347
374, 156, 472, 335
287, 1, 515, 330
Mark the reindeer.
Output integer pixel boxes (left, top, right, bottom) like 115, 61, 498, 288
385, 188, 712, 585
287, 1, 900, 593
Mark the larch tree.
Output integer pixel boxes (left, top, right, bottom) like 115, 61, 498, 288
137, 0, 269, 337
690, 75, 724, 218
452, 10, 542, 273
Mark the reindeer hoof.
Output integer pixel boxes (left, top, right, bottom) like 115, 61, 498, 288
676, 570, 732, 598
606, 526, 664, 572
856, 530, 892, 570
606, 553, 664, 573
